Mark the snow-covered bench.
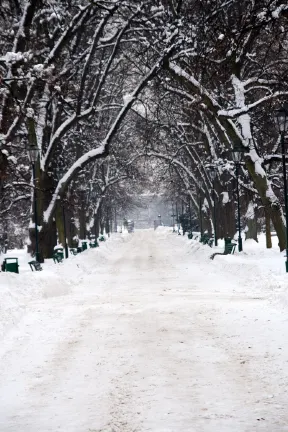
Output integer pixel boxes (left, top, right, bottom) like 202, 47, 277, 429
53, 253, 63, 264
28, 260, 43, 271
210, 241, 236, 260
200, 233, 214, 247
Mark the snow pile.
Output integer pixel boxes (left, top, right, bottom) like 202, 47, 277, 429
172, 231, 288, 309
0, 234, 131, 339
0, 272, 39, 338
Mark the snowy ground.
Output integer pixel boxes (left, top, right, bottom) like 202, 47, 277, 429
0, 229, 288, 431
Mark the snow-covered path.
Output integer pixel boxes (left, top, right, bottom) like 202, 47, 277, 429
0, 230, 288, 432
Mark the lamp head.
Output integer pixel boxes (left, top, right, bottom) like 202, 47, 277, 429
274, 104, 288, 133
27, 145, 39, 164
209, 167, 217, 181
232, 151, 243, 164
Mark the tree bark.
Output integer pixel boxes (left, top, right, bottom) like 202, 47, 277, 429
94, 213, 100, 240
105, 215, 110, 236
265, 209, 272, 249
28, 163, 57, 259
245, 202, 258, 242
114, 208, 117, 232
100, 221, 105, 235
56, 202, 65, 246
29, 220, 57, 260
67, 210, 77, 247
245, 217, 258, 242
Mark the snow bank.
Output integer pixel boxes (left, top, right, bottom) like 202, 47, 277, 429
172, 232, 288, 309
0, 234, 131, 339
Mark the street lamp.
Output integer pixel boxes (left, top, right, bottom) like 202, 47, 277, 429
232, 147, 245, 252
175, 201, 180, 234
198, 181, 204, 239
209, 167, 218, 246
171, 201, 176, 232
274, 104, 288, 272
27, 144, 40, 262
188, 194, 193, 233
158, 214, 161, 226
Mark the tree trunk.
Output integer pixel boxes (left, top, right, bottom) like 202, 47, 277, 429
29, 167, 57, 259
105, 217, 110, 237
245, 218, 258, 242
94, 213, 100, 240
100, 221, 105, 235
56, 202, 65, 246
79, 207, 86, 240
265, 209, 272, 249
114, 208, 117, 232
245, 202, 258, 242
220, 199, 235, 238
246, 156, 285, 250
29, 220, 57, 260
67, 211, 77, 247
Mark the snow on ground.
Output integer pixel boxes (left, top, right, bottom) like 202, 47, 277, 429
0, 235, 121, 339
0, 229, 288, 431
184, 231, 288, 310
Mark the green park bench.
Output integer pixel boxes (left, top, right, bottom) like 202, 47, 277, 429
210, 238, 237, 260
70, 248, 78, 255
82, 241, 88, 251
53, 254, 63, 263
200, 233, 210, 244
200, 233, 214, 247
188, 232, 193, 240
28, 260, 43, 271
99, 235, 105, 242
1, 257, 19, 274
89, 241, 99, 248
53, 247, 64, 263
207, 238, 214, 248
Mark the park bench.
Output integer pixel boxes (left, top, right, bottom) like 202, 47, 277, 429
28, 260, 43, 271
53, 246, 64, 263
53, 253, 63, 263
1, 257, 19, 273
200, 233, 209, 244
89, 241, 99, 248
207, 238, 214, 248
200, 233, 214, 247
82, 241, 88, 251
210, 238, 237, 260
70, 248, 78, 255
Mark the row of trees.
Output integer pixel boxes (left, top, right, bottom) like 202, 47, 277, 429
1, 0, 288, 257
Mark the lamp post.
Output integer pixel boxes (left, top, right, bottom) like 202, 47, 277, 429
27, 145, 40, 262
175, 201, 180, 234
209, 167, 218, 246
232, 149, 245, 252
62, 200, 68, 258
158, 214, 161, 227
188, 194, 193, 233
171, 201, 176, 232
274, 104, 288, 272
198, 181, 203, 238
